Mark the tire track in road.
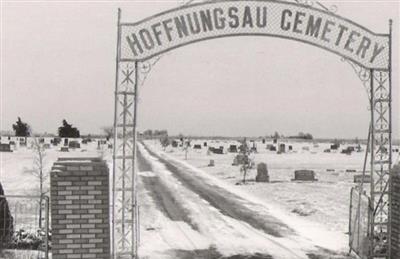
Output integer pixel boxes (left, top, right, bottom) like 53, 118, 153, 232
138, 148, 199, 231
140, 143, 356, 259
141, 143, 295, 238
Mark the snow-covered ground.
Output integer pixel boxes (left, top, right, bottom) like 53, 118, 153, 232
0, 139, 108, 196
2, 137, 393, 258
140, 138, 394, 258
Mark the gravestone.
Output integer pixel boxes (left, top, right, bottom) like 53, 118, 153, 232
64, 138, 69, 146
292, 170, 317, 181
288, 145, 293, 151
193, 144, 202, 149
232, 154, 247, 166
60, 147, 69, 152
262, 139, 266, 144
208, 159, 215, 167
255, 163, 269, 182
51, 157, 110, 259
250, 142, 257, 153
19, 137, 26, 146
172, 140, 178, 147
203, 142, 207, 147
228, 145, 238, 153
341, 148, 353, 155
353, 174, 371, 183
0, 182, 14, 246
324, 149, 331, 153
210, 147, 223, 154
0, 144, 12, 152
69, 141, 80, 149
330, 144, 340, 150
278, 144, 286, 153
273, 138, 277, 144
53, 138, 61, 146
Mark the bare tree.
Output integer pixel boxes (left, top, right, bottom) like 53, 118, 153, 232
102, 126, 114, 139
239, 138, 253, 184
25, 137, 48, 227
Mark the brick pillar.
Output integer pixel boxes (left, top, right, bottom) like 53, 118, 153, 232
390, 164, 400, 258
51, 157, 110, 259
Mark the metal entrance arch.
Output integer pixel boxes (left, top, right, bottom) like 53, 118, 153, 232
111, 1, 394, 258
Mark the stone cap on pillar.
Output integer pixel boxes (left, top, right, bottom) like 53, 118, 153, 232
51, 157, 108, 176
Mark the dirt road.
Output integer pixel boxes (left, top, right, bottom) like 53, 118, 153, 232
138, 142, 354, 259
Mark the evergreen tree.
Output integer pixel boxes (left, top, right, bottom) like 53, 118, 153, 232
12, 117, 31, 136
58, 120, 80, 138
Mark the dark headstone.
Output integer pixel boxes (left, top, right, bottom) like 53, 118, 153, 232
212, 147, 223, 154
64, 138, 69, 146
203, 142, 207, 147
60, 147, 69, 152
228, 145, 238, 153
324, 149, 331, 153
262, 139, 266, 144
193, 144, 202, 149
53, 138, 61, 146
288, 145, 293, 151
278, 144, 286, 154
255, 163, 269, 182
69, 141, 80, 149
292, 170, 317, 181
208, 160, 215, 167
330, 144, 339, 150
0, 144, 12, 152
273, 138, 277, 144
341, 148, 353, 155
0, 183, 14, 246
172, 140, 178, 148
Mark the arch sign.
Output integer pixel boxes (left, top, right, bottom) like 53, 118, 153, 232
120, 0, 390, 70
112, 1, 393, 259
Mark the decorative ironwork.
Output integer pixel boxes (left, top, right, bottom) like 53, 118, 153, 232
112, 3, 393, 259
369, 70, 391, 258
112, 60, 138, 259
341, 57, 372, 101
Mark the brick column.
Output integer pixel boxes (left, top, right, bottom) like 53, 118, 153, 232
51, 157, 110, 259
390, 164, 400, 258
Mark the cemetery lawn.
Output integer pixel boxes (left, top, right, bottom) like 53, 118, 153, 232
1, 138, 374, 258
139, 139, 373, 258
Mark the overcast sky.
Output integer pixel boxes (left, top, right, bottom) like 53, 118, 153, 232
1, 0, 399, 138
